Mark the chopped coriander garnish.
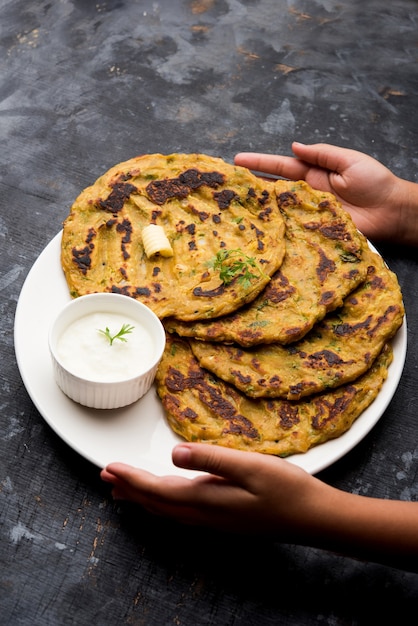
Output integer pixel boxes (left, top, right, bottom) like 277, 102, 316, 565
98, 323, 135, 346
207, 248, 267, 289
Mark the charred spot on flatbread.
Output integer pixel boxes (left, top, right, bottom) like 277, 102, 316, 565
61, 154, 286, 320
155, 334, 393, 457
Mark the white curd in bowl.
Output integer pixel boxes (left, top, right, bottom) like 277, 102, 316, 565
57, 311, 155, 382
49, 293, 166, 409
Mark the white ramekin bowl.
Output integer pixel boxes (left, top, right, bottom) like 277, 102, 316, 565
49, 293, 166, 409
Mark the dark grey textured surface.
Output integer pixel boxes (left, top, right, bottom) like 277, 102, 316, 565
1, 1, 418, 624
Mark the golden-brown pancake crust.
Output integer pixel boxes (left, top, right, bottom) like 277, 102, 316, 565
61, 153, 286, 321
165, 180, 370, 345
155, 334, 393, 457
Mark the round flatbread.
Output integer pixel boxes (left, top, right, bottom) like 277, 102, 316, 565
188, 248, 404, 399
165, 180, 370, 345
61, 153, 286, 321
155, 333, 393, 457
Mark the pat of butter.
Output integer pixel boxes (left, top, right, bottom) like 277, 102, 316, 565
141, 224, 174, 258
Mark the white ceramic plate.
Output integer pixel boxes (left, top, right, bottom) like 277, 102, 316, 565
14, 232, 407, 476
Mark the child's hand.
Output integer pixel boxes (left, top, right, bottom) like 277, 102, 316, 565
235, 142, 417, 245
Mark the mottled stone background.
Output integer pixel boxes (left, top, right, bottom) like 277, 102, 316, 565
1, 1, 418, 625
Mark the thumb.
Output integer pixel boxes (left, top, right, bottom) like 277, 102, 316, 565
172, 442, 270, 486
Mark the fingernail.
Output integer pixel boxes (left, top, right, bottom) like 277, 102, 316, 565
173, 444, 192, 466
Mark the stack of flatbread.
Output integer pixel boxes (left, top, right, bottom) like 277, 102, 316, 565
61, 153, 404, 457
